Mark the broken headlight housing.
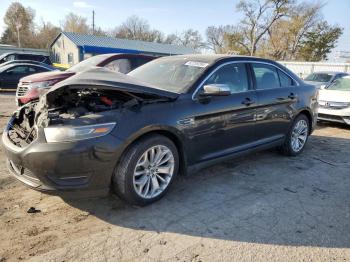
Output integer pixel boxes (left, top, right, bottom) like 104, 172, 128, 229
44, 123, 116, 143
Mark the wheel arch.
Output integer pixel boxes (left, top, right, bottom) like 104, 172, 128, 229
295, 108, 314, 134
116, 126, 188, 177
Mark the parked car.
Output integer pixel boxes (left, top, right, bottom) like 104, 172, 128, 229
0, 60, 56, 70
318, 75, 350, 125
0, 52, 52, 65
304, 71, 348, 89
16, 53, 156, 105
2, 55, 318, 206
0, 63, 55, 90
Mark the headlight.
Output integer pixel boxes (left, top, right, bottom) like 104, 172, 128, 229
29, 80, 60, 89
44, 123, 116, 143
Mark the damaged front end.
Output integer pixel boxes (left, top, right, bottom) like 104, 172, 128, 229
7, 83, 172, 147
2, 69, 177, 194
6, 67, 177, 147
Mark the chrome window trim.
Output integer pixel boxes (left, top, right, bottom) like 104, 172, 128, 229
192, 60, 300, 101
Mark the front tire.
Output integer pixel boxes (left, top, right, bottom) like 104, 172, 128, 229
279, 114, 310, 156
112, 134, 179, 206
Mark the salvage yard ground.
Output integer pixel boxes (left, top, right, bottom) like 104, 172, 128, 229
0, 93, 350, 261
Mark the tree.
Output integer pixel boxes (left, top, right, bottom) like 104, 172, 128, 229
235, 0, 292, 56
206, 25, 235, 53
61, 13, 90, 34
298, 21, 343, 61
172, 29, 205, 50
34, 21, 61, 49
114, 15, 164, 43
266, 1, 323, 60
2, 2, 35, 47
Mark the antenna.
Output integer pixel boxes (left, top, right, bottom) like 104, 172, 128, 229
92, 10, 95, 35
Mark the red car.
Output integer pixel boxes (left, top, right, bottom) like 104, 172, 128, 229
16, 53, 156, 105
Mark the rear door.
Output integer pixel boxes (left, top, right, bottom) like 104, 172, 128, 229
250, 63, 298, 142
185, 62, 258, 163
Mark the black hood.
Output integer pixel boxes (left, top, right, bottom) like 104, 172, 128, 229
46, 67, 179, 100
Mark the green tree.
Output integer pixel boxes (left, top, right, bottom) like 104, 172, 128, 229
298, 21, 343, 61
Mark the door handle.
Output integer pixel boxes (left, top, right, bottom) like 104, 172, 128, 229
242, 97, 255, 106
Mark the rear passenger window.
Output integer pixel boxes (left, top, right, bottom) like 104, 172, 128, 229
204, 63, 249, 94
252, 64, 280, 90
278, 70, 295, 87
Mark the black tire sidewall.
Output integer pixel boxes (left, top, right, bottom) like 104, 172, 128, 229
115, 135, 179, 206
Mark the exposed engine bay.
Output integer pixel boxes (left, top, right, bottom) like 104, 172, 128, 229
7, 85, 171, 148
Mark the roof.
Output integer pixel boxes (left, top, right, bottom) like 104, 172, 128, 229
52, 32, 196, 56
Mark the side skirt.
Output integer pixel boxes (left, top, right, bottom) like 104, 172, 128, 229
186, 138, 284, 175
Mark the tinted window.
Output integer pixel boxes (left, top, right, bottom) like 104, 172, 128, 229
204, 63, 249, 93
278, 70, 295, 87
304, 73, 333, 83
6, 66, 28, 75
28, 66, 46, 73
252, 64, 280, 90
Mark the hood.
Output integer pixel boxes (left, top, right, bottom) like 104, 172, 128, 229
319, 89, 350, 102
46, 67, 179, 100
20, 70, 75, 83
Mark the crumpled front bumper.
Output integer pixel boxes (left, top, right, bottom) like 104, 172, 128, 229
2, 118, 124, 198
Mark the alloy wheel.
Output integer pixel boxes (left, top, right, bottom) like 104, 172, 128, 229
291, 119, 308, 152
133, 145, 175, 199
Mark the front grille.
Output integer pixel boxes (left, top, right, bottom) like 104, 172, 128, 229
16, 82, 31, 97
319, 100, 350, 110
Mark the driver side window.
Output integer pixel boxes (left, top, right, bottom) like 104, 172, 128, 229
203, 63, 249, 94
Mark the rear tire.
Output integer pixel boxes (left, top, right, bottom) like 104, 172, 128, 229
112, 134, 179, 206
279, 114, 310, 156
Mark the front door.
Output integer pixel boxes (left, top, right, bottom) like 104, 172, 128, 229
184, 62, 257, 163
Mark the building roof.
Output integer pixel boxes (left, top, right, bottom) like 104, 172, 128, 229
53, 32, 196, 56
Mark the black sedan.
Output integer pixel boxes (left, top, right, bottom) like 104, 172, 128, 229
0, 63, 54, 89
2, 55, 318, 205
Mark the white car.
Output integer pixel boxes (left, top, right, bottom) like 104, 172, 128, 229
318, 76, 350, 125
304, 71, 348, 89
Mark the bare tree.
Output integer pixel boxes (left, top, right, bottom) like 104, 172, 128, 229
235, 0, 292, 56
61, 13, 90, 34
114, 15, 164, 43
34, 20, 61, 49
206, 25, 235, 53
2, 2, 35, 47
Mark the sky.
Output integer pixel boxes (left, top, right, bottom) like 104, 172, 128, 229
0, 0, 349, 59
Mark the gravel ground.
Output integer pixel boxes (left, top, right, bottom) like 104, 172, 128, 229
0, 92, 350, 262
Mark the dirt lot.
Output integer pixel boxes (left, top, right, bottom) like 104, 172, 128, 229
0, 93, 350, 262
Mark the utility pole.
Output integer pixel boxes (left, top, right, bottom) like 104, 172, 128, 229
92, 10, 95, 35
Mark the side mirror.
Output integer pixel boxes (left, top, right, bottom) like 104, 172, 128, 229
6, 71, 13, 75
200, 84, 231, 97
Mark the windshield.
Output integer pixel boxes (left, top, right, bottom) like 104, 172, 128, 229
327, 77, 350, 91
68, 55, 107, 72
305, 73, 333, 83
128, 57, 210, 93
